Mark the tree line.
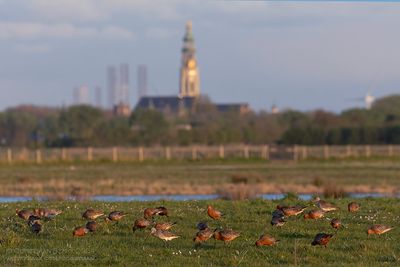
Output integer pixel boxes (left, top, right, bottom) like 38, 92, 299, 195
1, 95, 400, 147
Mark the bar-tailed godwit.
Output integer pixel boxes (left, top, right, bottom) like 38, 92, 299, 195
311, 233, 334, 247
207, 205, 223, 220
367, 224, 393, 235
255, 234, 279, 246
348, 202, 360, 213
82, 209, 104, 220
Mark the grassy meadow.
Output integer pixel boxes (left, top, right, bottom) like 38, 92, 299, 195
0, 198, 399, 266
0, 159, 399, 197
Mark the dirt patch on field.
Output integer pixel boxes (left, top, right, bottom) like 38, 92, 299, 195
0, 178, 398, 198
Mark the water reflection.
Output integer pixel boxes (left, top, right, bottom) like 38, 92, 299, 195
0, 193, 398, 203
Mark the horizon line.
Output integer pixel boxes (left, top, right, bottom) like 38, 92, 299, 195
220, 0, 400, 2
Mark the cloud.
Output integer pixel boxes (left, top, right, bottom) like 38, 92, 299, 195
0, 22, 133, 40
25, 0, 107, 22
101, 26, 134, 39
145, 27, 178, 39
14, 43, 51, 53
20, 0, 187, 22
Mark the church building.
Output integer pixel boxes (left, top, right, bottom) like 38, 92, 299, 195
135, 21, 249, 115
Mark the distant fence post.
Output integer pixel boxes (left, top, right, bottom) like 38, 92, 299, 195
388, 145, 394, 157
261, 146, 267, 159
302, 146, 308, 160
266, 145, 270, 160
165, 147, 171, 160
138, 147, 144, 162
293, 145, 298, 162
324, 145, 329, 159
244, 145, 249, 159
87, 147, 93, 161
61, 148, 67, 161
7, 148, 12, 164
365, 145, 371, 158
346, 145, 352, 158
21, 147, 28, 162
219, 145, 224, 159
112, 147, 118, 162
192, 146, 197, 161
35, 149, 42, 164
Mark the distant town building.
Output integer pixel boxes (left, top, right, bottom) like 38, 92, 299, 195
119, 63, 130, 106
137, 65, 148, 99
107, 64, 132, 115
136, 96, 196, 115
179, 21, 200, 98
216, 103, 250, 114
113, 103, 131, 117
73, 85, 89, 105
107, 65, 118, 109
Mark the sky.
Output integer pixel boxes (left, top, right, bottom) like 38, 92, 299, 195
1, 0, 400, 112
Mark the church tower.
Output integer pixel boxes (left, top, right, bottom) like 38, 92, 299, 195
179, 21, 200, 98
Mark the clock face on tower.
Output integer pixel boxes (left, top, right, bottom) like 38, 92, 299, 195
188, 59, 196, 69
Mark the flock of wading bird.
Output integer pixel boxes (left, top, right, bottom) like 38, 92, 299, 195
15, 197, 393, 248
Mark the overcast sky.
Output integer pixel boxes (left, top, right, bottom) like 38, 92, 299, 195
1, 0, 400, 112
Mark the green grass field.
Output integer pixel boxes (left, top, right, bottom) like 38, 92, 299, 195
0, 159, 400, 197
1, 198, 399, 266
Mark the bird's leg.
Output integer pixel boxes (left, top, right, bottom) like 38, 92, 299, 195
143, 233, 149, 241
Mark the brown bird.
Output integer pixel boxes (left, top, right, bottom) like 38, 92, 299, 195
133, 218, 152, 232
214, 229, 240, 244
155, 207, 169, 217
277, 205, 307, 216
311, 233, 334, 247
144, 208, 157, 219
150, 228, 179, 241
144, 207, 168, 219
44, 209, 62, 219
33, 208, 46, 217
16, 209, 33, 220
82, 209, 104, 220
85, 221, 98, 232
330, 218, 342, 230
73, 226, 89, 237
304, 209, 325, 220
193, 228, 214, 244
255, 234, 279, 247
367, 224, 393, 235
105, 211, 127, 222
33, 208, 62, 219
315, 198, 338, 212
348, 202, 360, 213
271, 216, 286, 227
207, 205, 223, 220
154, 222, 177, 231
30, 221, 42, 234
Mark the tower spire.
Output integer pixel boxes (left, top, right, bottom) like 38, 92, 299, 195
179, 20, 200, 98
